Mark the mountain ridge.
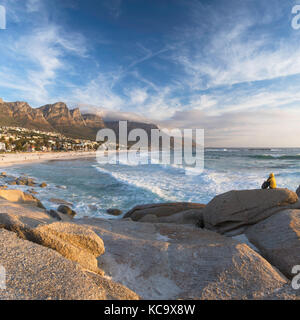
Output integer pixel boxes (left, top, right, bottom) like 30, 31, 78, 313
0, 99, 159, 141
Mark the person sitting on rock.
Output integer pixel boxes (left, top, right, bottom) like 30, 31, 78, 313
262, 173, 277, 189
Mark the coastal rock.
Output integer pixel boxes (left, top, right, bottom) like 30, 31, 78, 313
85, 271, 140, 300
50, 198, 73, 206
57, 205, 76, 218
123, 202, 206, 222
16, 177, 36, 187
88, 205, 98, 211
47, 210, 63, 221
139, 209, 204, 225
28, 189, 38, 195
296, 186, 300, 197
47, 209, 73, 222
202, 189, 298, 235
0, 185, 7, 190
0, 172, 7, 177
0, 200, 104, 274
39, 182, 47, 188
77, 217, 293, 300
246, 209, 300, 279
0, 228, 138, 300
27, 222, 105, 273
0, 229, 107, 300
107, 208, 122, 216
56, 185, 67, 189
0, 189, 45, 209
0, 199, 54, 237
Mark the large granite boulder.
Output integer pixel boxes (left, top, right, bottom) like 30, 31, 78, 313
123, 202, 205, 224
77, 217, 294, 300
0, 200, 105, 274
246, 209, 300, 279
0, 199, 54, 237
0, 229, 139, 300
0, 189, 44, 209
202, 189, 298, 235
27, 222, 105, 273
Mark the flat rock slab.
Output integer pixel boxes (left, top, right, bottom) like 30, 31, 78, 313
203, 189, 298, 235
246, 209, 300, 279
77, 217, 293, 300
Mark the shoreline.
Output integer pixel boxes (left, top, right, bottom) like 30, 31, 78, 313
1, 166, 300, 299
0, 151, 97, 167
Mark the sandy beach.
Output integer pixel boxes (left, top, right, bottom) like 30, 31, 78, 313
0, 151, 97, 167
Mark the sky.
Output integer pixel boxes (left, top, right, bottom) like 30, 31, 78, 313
1, 0, 300, 147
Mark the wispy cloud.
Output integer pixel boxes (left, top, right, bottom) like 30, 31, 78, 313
0, 0, 300, 146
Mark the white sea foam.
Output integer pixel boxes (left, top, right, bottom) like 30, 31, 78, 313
5, 148, 300, 220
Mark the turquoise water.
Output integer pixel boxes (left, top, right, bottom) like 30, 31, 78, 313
5, 148, 300, 218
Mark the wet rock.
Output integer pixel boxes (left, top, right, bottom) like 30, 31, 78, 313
57, 205, 76, 218
47, 210, 63, 221
16, 177, 36, 187
39, 182, 47, 188
107, 208, 122, 216
50, 198, 73, 207
56, 185, 67, 189
28, 189, 38, 195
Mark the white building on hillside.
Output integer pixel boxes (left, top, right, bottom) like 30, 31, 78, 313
0, 142, 6, 151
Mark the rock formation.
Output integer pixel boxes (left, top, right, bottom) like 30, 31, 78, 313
202, 189, 298, 235
123, 202, 205, 222
77, 217, 296, 300
246, 209, 300, 279
1, 186, 300, 300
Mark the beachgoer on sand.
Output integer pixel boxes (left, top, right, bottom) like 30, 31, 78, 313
261, 173, 277, 189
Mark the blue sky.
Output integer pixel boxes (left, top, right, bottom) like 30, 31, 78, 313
1, 0, 300, 147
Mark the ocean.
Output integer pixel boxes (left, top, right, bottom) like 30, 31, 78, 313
4, 148, 300, 219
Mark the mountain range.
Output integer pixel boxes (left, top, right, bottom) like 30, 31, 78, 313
0, 100, 158, 141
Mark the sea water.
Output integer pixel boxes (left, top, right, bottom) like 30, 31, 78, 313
4, 148, 300, 218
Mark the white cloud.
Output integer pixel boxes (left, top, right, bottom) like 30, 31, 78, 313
71, 73, 124, 110
171, 2, 300, 90
126, 88, 148, 105
26, 0, 41, 12
1, 24, 87, 105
